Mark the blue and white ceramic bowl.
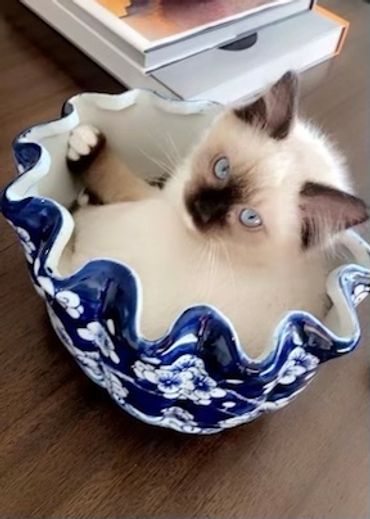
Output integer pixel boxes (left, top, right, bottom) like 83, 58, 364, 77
1, 90, 370, 434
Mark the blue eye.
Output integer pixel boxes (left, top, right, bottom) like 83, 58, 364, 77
240, 208, 263, 228
213, 156, 230, 180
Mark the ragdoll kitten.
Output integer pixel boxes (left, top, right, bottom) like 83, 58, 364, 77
61, 72, 368, 358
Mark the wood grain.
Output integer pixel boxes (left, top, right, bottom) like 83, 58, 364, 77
0, 1, 369, 517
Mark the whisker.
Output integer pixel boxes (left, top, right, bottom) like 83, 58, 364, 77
197, 240, 213, 303
166, 132, 182, 165
138, 131, 175, 168
193, 241, 210, 301
133, 144, 173, 178
162, 133, 179, 171
203, 239, 219, 302
217, 237, 237, 298
141, 131, 179, 178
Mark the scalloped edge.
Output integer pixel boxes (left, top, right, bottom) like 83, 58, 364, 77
2, 89, 370, 375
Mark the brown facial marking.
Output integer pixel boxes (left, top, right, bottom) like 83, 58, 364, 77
234, 71, 298, 140
300, 216, 316, 249
267, 71, 298, 139
234, 97, 267, 129
300, 181, 369, 249
185, 181, 243, 231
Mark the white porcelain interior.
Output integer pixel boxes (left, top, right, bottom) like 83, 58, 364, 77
8, 90, 370, 352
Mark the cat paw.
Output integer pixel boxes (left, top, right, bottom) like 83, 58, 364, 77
66, 125, 106, 174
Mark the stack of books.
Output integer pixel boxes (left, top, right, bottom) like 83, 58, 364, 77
20, 0, 349, 103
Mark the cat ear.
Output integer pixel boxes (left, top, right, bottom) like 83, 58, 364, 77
299, 182, 369, 249
234, 71, 298, 139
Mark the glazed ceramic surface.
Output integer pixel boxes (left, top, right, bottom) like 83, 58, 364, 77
1, 90, 370, 434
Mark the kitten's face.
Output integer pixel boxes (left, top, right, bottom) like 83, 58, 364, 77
183, 111, 301, 259
169, 72, 368, 262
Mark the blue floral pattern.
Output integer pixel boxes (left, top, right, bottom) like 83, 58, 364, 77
1, 89, 370, 434
159, 407, 202, 434
277, 347, 319, 385
7, 223, 36, 263
47, 305, 105, 385
103, 366, 129, 405
78, 321, 120, 364
134, 355, 226, 405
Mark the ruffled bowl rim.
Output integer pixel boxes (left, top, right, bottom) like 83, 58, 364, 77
2, 89, 370, 375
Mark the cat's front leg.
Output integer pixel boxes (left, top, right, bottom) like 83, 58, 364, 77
66, 125, 157, 204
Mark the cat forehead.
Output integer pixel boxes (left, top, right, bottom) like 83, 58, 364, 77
207, 117, 344, 181
195, 129, 290, 189
191, 114, 348, 206
206, 111, 274, 148
198, 112, 289, 172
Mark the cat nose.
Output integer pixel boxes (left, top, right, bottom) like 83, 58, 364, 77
186, 188, 229, 229
192, 198, 215, 225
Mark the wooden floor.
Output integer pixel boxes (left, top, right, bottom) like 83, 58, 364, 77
0, 1, 369, 517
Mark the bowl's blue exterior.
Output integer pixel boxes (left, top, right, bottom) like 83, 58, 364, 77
1, 90, 370, 434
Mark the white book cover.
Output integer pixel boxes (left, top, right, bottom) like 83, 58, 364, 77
73, 0, 299, 52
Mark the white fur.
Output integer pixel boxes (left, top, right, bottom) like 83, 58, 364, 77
61, 113, 352, 359
67, 125, 99, 160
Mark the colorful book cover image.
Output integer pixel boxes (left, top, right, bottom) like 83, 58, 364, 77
95, 0, 296, 42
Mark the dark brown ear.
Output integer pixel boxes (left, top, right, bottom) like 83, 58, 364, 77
300, 182, 369, 249
234, 71, 298, 139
